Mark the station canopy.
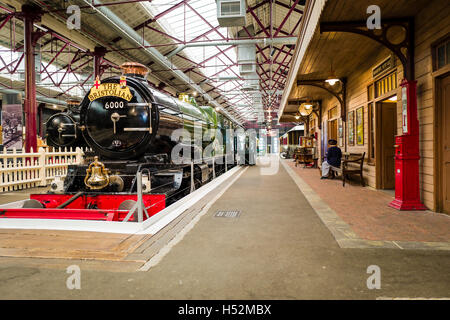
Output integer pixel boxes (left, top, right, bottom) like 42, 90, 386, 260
0, 0, 304, 126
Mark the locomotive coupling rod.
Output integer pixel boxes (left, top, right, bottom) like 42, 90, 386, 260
56, 191, 85, 209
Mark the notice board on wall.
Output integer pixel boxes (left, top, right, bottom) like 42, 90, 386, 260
2, 104, 23, 149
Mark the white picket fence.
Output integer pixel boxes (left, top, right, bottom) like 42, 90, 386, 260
0, 147, 87, 192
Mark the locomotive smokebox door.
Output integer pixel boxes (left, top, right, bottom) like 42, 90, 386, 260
79, 65, 159, 160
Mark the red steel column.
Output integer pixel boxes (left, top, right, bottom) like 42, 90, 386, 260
389, 79, 427, 211
93, 46, 107, 78
22, 5, 41, 153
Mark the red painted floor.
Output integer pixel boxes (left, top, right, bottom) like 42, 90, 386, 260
287, 160, 450, 243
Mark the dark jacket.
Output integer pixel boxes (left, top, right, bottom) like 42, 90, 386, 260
327, 146, 342, 167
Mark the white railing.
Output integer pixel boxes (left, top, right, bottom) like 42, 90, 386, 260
0, 147, 87, 192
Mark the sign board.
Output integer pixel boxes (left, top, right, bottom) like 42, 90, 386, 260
402, 86, 408, 133
88, 83, 132, 102
372, 55, 395, 79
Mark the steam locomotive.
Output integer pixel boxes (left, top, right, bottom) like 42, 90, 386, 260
46, 99, 86, 149
44, 62, 242, 209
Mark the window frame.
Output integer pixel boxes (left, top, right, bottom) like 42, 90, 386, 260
432, 34, 450, 71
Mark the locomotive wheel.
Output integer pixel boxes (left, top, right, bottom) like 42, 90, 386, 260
118, 200, 138, 222
22, 199, 44, 208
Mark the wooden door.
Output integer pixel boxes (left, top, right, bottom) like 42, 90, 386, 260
321, 120, 328, 159
328, 119, 338, 141
441, 75, 450, 213
380, 102, 397, 189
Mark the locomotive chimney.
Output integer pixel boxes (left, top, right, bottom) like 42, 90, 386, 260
120, 62, 149, 78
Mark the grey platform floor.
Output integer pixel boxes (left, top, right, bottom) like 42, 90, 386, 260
0, 164, 449, 299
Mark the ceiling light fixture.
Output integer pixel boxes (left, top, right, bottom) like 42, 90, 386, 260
325, 60, 339, 86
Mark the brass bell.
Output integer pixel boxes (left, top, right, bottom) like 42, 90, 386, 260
84, 156, 110, 190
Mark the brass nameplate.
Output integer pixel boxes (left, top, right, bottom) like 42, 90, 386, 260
88, 83, 132, 102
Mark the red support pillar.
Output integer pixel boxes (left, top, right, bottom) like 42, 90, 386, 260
93, 46, 107, 78
22, 5, 42, 153
389, 79, 427, 211
38, 103, 44, 138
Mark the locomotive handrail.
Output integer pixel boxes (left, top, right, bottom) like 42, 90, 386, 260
126, 102, 153, 107
119, 102, 155, 134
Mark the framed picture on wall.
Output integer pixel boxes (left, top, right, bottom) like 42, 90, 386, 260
348, 111, 355, 145
338, 118, 343, 146
2, 104, 23, 150
356, 107, 364, 145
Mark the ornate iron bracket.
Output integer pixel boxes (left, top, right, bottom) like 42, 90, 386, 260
320, 18, 414, 80
312, 100, 322, 129
297, 78, 347, 122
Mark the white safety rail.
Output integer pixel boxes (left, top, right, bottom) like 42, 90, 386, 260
0, 147, 87, 192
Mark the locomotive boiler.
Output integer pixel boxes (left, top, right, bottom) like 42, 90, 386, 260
45, 99, 86, 149
45, 62, 238, 210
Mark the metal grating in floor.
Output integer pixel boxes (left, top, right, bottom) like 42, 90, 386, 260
214, 210, 241, 218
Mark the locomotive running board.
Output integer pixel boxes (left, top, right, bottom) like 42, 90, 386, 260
0, 166, 243, 234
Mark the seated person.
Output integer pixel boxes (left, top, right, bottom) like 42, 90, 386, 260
321, 139, 342, 179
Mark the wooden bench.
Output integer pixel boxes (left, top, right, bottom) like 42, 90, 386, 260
329, 152, 366, 187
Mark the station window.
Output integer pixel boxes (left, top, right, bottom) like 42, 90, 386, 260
375, 72, 397, 98
327, 106, 338, 142
433, 37, 450, 71
368, 102, 375, 163
328, 106, 338, 120
368, 84, 374, 101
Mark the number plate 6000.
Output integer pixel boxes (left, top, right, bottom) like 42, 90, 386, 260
105, 101, 125, 109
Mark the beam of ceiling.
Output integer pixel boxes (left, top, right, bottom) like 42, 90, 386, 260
79, 0, 242, 124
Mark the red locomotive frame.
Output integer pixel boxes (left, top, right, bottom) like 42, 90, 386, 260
0, 194, 166, 222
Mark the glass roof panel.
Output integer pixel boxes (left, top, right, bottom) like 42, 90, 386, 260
142, 0, 255, 121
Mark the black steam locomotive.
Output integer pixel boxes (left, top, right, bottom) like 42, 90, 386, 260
46, 99, 86, 148
46, 62, 241, 206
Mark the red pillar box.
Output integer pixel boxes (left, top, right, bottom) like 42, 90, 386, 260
389, 79, 427, 210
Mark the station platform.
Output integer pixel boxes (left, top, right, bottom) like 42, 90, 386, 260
0, 158, 449, 299
284, 160, 450, 249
